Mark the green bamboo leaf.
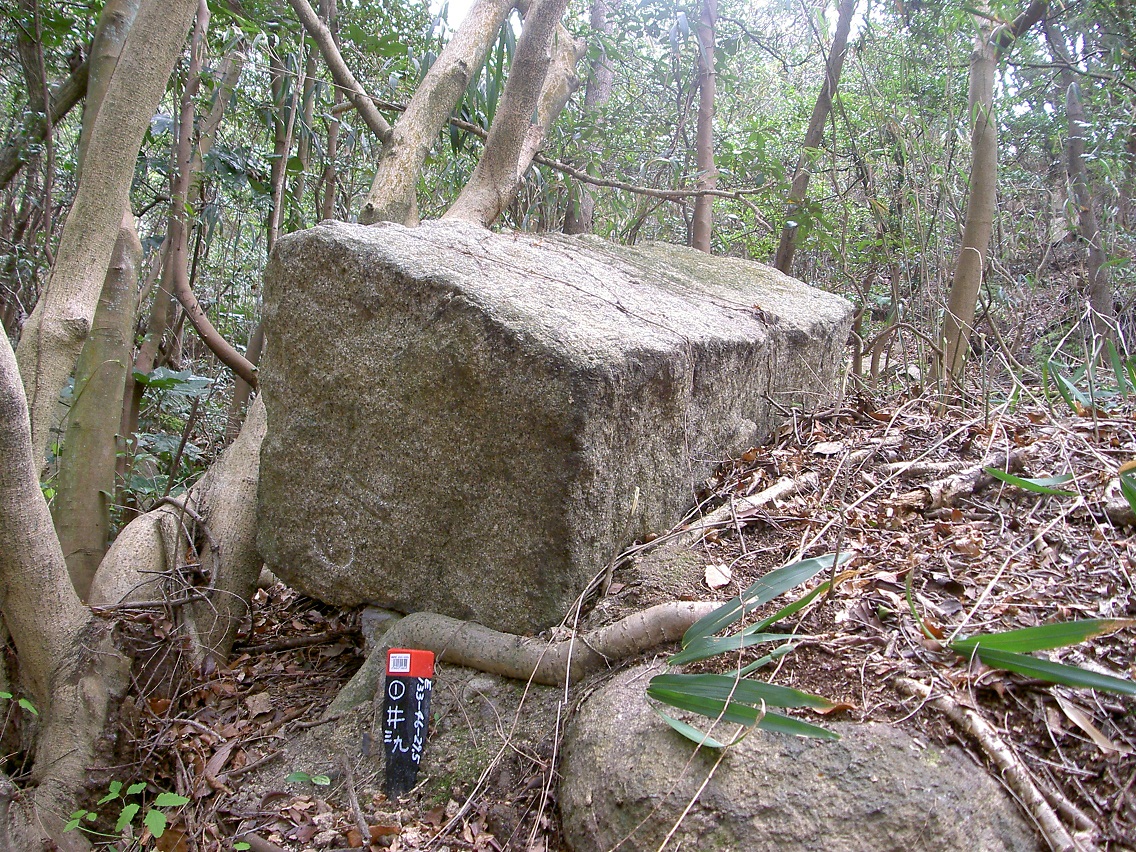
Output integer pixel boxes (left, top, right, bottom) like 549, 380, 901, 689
649, 673, 837, 710
983, 468, 1075, 497
950, 619, 1135, 654
667, 632, 802, 665
1046, 362, 1081, 412
1106, 340, 1129, 399
683, 553, 848, 645
651, 707, 734, 749
961, 646, 1136, 696
736, 643, 796, 677
17, 697, 38, 715
750, 580, 832, 633
1120, 470, 1136, 516
647, 687, 839, 739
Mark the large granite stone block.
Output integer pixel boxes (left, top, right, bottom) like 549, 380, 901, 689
258, 220, 852, 633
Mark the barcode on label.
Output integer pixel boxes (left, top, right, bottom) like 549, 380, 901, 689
389, 652, 411, 674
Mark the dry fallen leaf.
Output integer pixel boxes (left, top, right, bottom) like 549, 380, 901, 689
245, 691, 273, 717
704, 563, 732, 589
1055, 694, 1133, 756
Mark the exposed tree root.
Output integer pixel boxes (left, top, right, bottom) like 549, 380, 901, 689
889, 446, 1038, 512
677, 472, 819, 546
89, 396, 265, 664
895, 677, 1099, 852
332, 601, 717, 712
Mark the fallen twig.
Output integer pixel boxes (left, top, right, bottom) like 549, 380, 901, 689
895, 677, 1099, 852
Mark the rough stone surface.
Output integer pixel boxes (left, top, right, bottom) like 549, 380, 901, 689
258, 220, 852, 632
560, 664, 1041, 852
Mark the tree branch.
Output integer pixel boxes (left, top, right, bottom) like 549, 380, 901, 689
359, 0, 517, 224
0, 57, 89, 194
445, 0, 576, 225
287, 0, 392, 144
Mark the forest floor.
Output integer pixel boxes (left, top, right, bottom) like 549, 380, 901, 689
116, 388, 1136, 852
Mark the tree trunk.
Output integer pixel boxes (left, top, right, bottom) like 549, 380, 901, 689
935, 0, 1048, 392
14, 0, 199, 466
360, 0, 518, 225
563, 0, 617, 235
0, 331, 131, 851
1045, 22, 1114, 344
690, 0, 718, 252
444, 0, 582, 225
772, 0, 856, 273
937, 31, 997, 391
52, 212, 141, 598
51, 0, 145, 599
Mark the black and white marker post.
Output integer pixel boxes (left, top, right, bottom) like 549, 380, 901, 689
382, 648, 434, 799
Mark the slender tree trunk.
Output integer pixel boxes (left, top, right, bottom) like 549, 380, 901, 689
773, 0, 856, 273
691, 0, 718, 252
52, 212, 141, 598
1064, 82, 1113, 341
938, 32, 997, 390
1046, 23, 1113, 342
14, 0, 199, 465
444, 0, 583, 225
318, 0, 342, 221
563, 0, 617, 235
935, 0, 1048, 392
360, 0, 518, 225
288, 0, 392, 144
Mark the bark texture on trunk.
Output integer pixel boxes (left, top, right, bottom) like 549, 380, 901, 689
0, 332, 130, 851
772, 0, 856, 273
360, 0, 517, 225
14, 0, 199, 465
52, 212, 141, 598
691, 0, 718, 252
938, 32, 997, 389
444, 0, 582, 225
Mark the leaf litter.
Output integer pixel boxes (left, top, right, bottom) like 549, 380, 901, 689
112, 396, 1136, 851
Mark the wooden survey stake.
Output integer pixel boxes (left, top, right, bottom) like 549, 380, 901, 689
382, 648, 434, 798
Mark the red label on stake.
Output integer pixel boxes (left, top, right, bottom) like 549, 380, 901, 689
386, 648, 435, 679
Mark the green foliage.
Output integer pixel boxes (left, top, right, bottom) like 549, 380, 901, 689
906, 571, 1136, 697
64, 780, 190, 842
982, 468, 1076, 497
0, 691, 38, 715
648, 553, 850, 747
286, 770, 331, 786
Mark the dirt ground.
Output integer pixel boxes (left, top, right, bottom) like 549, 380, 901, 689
114, 391, 1136, 851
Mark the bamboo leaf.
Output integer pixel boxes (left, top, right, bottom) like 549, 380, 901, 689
1106, 340, 1129, 399
649, 673, 837, 710
960, 647, 1136, 696
1120, 470, 1136, 516
950, 619, 1135, 654
983, 468, 1075, 496
651, 707, 736, 749
682, 553, 848, 645
667, 633, 802, 666
647, 687, 839, 739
